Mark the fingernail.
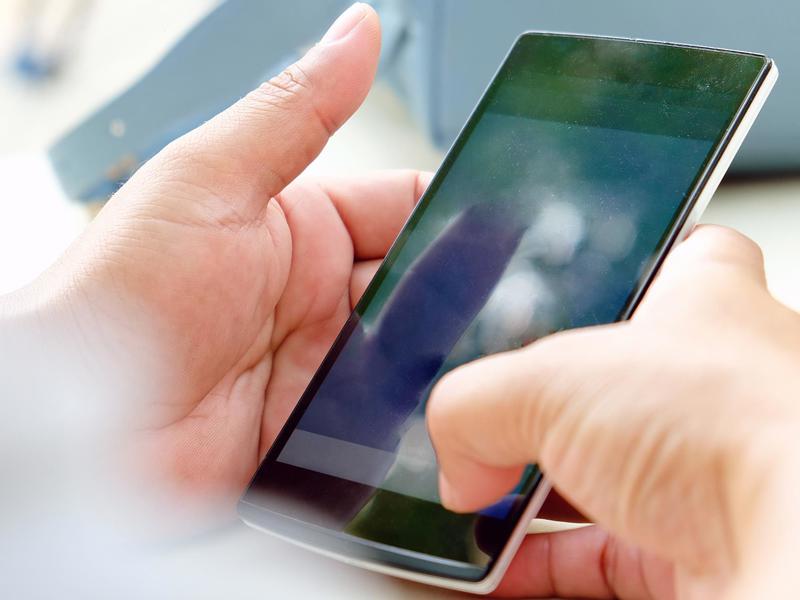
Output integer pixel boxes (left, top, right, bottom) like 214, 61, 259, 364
321, 3, 369, 44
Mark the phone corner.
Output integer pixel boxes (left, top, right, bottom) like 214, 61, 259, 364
768, 59, 780, 81
472, 573, 503, 596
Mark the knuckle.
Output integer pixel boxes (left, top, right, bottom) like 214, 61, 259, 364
250, 63, 337, 137
256, 63, 312, 105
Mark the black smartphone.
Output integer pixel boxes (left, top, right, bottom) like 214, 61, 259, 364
239, 33, 776, 593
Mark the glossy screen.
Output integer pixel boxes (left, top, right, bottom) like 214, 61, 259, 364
242, 35, 767, 580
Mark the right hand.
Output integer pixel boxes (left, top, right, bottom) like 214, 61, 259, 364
428, 225, 800, 599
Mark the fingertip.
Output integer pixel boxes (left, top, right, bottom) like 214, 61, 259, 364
305, 3, 381, 132
316, 2, 381, 63
415, 170, 434, 199
438, 471, 467, 513
320, 3, 376, 45
438, 464, 527, 514
437, 468, 491, 514
426, 368, 471, 455
686, 224, 762, 259
182, 3, 382, 199
673, 224, 767, 284
429, 359, 476, 403
349, 259, 381, 308
426, 370, 460, 431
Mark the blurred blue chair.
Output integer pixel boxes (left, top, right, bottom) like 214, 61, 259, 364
383, 0, 799, 174
50, 0, 797, 205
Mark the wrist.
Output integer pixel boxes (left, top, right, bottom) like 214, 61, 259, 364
0, 280, 69, 394
0, 267, 127, 407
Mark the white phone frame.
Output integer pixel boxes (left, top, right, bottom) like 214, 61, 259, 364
241, 33, 778, 595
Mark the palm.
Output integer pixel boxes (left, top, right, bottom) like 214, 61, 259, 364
45, 3, 391, 507
77, 165, 426, 508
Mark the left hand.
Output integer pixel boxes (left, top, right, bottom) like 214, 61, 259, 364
12, 3, 426, 514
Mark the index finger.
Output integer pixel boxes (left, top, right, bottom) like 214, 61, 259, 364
318, 169, 432, 260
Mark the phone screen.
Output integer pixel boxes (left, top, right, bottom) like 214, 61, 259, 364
242, 34, 767, 580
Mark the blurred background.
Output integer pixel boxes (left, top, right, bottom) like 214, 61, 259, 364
0, 0, 798, 304
0, 1, 798, 598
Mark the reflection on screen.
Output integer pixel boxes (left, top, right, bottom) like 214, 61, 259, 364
247, 35, 766, 573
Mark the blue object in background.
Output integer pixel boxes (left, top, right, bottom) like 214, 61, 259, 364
13, 45, 59, 81
382, 0, 798, 174
48, 0, 351, 203
49, 0, 797, 204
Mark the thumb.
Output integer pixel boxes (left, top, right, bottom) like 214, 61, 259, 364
427, 341, 580, 513
152, 3, 380, 204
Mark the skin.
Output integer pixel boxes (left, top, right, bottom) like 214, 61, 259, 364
428, 225, 800, 599
4, 3, 422, 515
1, 3, 797, 597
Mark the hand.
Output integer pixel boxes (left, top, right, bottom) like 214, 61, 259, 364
428, 226, 800, 599
8, 4, 428, 515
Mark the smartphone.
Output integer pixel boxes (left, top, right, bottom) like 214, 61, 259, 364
239, 33, 777, 593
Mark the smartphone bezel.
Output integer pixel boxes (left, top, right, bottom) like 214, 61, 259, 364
238, 32, 777, 593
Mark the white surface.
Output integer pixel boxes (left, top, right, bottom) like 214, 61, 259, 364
0, 154, 87, 294
705, 180, 800, 310
0, 0, 217, 154
0, 3, 798, 599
